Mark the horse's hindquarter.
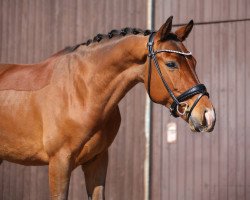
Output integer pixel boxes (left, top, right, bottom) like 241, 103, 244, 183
0, 90, 49, 165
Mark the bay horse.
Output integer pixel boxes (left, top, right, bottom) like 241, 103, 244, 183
0, 16, 216, 200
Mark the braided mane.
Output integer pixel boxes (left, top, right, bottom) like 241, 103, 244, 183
63, 27, 153, 53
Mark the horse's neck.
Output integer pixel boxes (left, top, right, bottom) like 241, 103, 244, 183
77, 35, 148, 117
85, 35, 148, 69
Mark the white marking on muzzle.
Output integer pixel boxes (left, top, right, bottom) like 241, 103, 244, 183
205, 109, 215, 128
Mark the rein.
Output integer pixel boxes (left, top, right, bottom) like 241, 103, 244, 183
147, 33, 209, 119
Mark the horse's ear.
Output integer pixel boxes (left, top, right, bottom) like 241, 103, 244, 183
175, 20, 194, 41
155, 16, 173, 41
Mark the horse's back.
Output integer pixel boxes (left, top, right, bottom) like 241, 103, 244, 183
0, 61, 54, 91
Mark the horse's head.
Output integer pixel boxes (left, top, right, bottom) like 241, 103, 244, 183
144, 16, 216, 132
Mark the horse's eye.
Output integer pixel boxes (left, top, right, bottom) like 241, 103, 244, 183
166, 62, 177, 69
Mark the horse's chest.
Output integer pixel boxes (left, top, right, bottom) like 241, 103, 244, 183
77, 115, 121, 165
71, 106, 121, 165
77, 128, 118, 165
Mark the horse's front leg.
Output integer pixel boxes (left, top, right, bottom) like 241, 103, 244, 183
82, 151, 108, 200
48, 151, 73, 200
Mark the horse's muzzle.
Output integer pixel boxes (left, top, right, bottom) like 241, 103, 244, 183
188, 108, 216, 132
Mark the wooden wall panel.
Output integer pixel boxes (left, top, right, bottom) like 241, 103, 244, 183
0, 1, 147, 199
151, 18, 250, 200
155, 0, 250, 26
1, 1, 250, 200
246, 21, 250, 200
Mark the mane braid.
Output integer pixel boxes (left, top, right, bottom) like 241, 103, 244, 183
61, 27, 153, 54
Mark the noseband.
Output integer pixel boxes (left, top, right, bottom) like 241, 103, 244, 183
147, 33, 209, 119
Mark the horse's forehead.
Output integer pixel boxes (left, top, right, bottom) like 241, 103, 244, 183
159, 40, 196, 69
159, 40, 185, 52
157, 40, 190, 61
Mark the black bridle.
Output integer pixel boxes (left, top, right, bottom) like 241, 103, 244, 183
147, 33, 209, 119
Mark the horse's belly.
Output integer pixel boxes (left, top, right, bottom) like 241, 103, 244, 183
0, 126, 49, 165
0, 140, 49, 165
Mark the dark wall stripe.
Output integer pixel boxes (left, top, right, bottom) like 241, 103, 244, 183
155, 0, 250, 26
